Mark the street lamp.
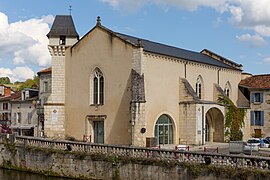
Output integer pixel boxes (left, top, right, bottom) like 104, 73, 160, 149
36, 99, 44, 137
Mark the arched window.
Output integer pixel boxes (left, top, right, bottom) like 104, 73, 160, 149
154, 115, 174, 145
90, 68, 104, 105
196, 75, 203, 99
224, 81, 231, 98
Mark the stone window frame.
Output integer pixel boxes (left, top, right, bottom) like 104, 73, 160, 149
89, 68, 104, 106
154, 114, 174, 145
196, 75, 203, 99
224, 81, 231, 98
43, 81, 48, 93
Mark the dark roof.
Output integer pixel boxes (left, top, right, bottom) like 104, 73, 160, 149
37, 67, 52, 75
0, 91, 21, 101
239, 74, 270, 90
116, 33, 240, 70
47, 15, 79, 39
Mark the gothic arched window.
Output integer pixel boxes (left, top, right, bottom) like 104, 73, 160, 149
224, 81, 231, 98
90, 68, 104, 105
196, 75, 203, 99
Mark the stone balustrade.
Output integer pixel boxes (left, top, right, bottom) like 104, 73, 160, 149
6, 135, 270, 170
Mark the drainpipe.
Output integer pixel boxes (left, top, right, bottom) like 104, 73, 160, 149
184, 62, 187, 79
202, 106, 205, 145
217, 68, 221, 85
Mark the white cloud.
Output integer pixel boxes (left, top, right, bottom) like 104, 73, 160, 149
0, 12, 53, 67
0, 66, 34, 82
236, 33, 267, 48
100, 0, 270, 37
100, 0, 227, 12
263, 57, 270, 63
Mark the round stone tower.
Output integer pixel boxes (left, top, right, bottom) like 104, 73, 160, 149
44, 15, 79, 138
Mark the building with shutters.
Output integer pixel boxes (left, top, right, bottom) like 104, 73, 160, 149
44, 15, 251, 146
239, 74, 270, 138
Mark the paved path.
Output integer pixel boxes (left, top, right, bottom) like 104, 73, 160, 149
159, 142, 270, 156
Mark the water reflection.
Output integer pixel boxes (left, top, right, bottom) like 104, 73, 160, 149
0, 168, 70, 180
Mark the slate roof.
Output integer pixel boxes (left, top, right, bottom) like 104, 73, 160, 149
116, 33, 241, 70
239, 74, 270, 90
47, 15, 79, 39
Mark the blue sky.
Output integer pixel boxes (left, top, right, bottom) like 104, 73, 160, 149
0, 0, 269, 82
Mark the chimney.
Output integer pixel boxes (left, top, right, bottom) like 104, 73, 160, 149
4, 87, 11, 97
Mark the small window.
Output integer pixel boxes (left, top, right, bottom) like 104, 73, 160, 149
17, 112, 21, 124
59, 36, 66, 45
43, 82, 48, 92
3, 103, 8, 110
28, 113, 32, 124
251, 111, 264, 126
224, 81, 231, 98
196, 76, 203, 99
13, 113, 16, 124
252, 93, 263, 103
43, 97, 48, 104
3, 113, 9, 121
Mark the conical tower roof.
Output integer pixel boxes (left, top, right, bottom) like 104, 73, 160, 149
47, 15, 79, 39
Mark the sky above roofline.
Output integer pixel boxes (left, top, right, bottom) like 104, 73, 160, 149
0, 0, 269, 82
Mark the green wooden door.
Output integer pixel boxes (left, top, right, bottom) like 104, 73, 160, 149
94, 121, 104, 143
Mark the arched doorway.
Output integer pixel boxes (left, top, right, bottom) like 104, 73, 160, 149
154, 114, 174, 145
205, 107, 224, 142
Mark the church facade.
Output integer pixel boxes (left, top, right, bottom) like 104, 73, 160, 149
44, 15, 248, 146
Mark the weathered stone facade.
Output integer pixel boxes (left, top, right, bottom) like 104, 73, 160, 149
45, 16, 247, 146
44, 15, 78, 139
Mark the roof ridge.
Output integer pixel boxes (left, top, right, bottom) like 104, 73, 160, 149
116, 32, 200, 55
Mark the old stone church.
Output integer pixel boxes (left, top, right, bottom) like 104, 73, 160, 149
44, 15, 248, 147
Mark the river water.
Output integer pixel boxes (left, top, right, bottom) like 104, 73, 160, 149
0, 168, 70, 180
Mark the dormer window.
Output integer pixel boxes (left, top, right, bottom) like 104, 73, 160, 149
59, 36, 66, 45
22, 91, 29, 100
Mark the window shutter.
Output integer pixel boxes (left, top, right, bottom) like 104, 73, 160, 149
261, 111, 264, 126
250, 111, 255, 126
251, 93, 255, 103
260, 93, 264, 103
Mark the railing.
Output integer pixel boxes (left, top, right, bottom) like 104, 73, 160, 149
2, 135, 270, 170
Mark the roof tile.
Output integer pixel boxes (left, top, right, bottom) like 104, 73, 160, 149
239, 74, 270, 89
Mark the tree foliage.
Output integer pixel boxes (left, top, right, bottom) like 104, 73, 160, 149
17, 78, 38, 91
0, 77, 11, 84
218, 95, 246, 141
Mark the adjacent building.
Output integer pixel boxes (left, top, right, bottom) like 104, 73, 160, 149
44, 15, 247, 146
239, 74, 270, 138
10, 88, 39, 136
37, 67, 52, 136
0, 86, 17, 133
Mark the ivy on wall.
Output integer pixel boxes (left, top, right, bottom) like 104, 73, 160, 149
218, 95, 246, 141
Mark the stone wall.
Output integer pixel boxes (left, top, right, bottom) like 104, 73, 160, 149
0, 142, 270, 180
0, 135, 270, 179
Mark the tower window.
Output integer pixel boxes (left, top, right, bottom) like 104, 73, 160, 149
59, 36, 66, 45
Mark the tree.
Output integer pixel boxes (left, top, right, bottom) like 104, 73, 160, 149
0, 77, 11, 84
18, 78, 38, 90
218, 95, 246, 141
